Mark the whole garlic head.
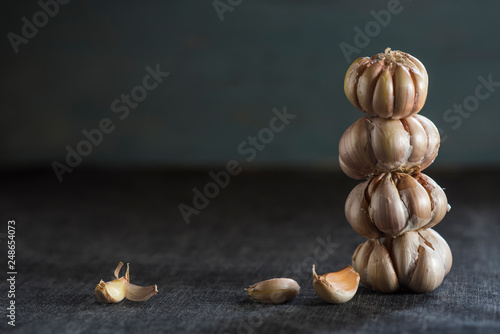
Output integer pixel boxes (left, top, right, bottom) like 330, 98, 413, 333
345, 172, 449, 238
339, 114, 440, 179
352, 229, 452, 293
344, 48, 428, 119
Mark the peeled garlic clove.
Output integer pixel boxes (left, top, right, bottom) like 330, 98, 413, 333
245, 278, 300, 304
95, 279, 127, 303
312, 265, 359, 304
95, 262, 158, 304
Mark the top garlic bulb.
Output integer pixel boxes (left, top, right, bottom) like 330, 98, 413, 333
344, 48, 428, 119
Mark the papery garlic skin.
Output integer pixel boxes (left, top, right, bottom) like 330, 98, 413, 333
344, 48, 428, 119
339, 114, 440, 179
95, 262, 158, 304
353, 229, 452, 293
345, 172, 449, 238
312, 265, 360, 303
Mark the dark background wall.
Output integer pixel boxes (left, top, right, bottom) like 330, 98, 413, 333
1, 0, 499, 170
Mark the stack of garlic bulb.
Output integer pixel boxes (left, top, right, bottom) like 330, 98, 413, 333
340, 48, 452, 293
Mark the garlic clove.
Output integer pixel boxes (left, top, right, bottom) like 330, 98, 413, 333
245, 278, 300, 304
357, 61, 383, 114
370, 118, 410, 167
384, 229, 452, 292
408, 244, 446, 293
95, 262, 158, 304
396, 173, 432, 231
344, 57, 370, 111
372, 67, 394, 118
403, 117, 428, 163
339, 117, 378, 179
383, 231, 421, 286
414, 115, 440, 170
95, 279, 127, 303
312, 265, 359, 304
369, 173, 408, 236
414, 173, 449, 230
393, 65, 415, 119
419, 229, 453, 275
365, 239, 399, 293
352, 239, 376, 289
352, 239, 399, 293
345, 181, 384, 239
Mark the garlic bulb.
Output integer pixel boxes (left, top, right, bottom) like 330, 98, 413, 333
339, 114, 440, 179
344, 48, 428, 119
345, 172, 449, 238
352, 229, 452, 293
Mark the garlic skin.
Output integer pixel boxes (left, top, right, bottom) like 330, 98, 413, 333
339, 114, 440, 179
95, 262, 158, 304
345, 172, 449, 238
353, 229, 452, 293
246, 278, 300, 304
312, 265, 359, 303
344, 48, 428, 119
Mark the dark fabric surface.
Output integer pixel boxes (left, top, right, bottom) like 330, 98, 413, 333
0, 168, 499, 334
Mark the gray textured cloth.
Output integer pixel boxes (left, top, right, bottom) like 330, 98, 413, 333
0, 169, 499, 333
